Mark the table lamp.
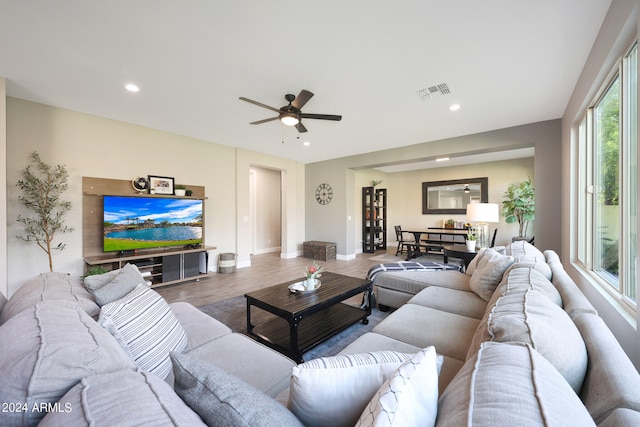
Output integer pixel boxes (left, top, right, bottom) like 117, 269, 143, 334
466, 203, 499, 248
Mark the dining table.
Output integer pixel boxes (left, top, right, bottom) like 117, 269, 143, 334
402, 228, 468, 260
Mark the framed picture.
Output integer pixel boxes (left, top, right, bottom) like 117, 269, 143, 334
148, 175, 175, 195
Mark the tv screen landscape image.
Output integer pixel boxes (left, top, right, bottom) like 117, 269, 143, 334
103, 196, 203, 252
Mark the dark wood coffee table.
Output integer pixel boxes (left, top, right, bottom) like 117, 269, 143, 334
443, 244, 479, 270
245, 272, 373, 362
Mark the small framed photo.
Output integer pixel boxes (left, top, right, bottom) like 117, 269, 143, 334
148, 175, 175, 195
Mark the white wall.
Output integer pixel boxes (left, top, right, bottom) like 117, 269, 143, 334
4, 98, 305, 295
562, 0, 640, 368
0, 78, 7, 298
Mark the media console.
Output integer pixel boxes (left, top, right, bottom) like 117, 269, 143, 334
84, 246, 215, 288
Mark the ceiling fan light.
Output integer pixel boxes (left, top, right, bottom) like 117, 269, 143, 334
280, 113, 299, 126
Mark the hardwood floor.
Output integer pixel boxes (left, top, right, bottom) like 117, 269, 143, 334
156, 250, 400, 307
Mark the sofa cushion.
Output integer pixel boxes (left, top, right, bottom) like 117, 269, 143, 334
0, 300, 136, 426
468, 285, 588, 393
171, 352, 303, 427
0, 289, 7, 319
373, 304, 480, 361
84, 263, 147, 306
468, 248, 514, 301
289, 351, 414, 427
465, 247, 488, 276
505, 240, 545, 261
38, 369, 206, 426
98, 284, 188, 379
436, 342, 596, 427
489, 265, 562, 308
0, 272, 100, 323
170, 301, 232, 351
573, 313, 640, 423
186, 332, 296, 398
374, 270, 471, 295
409, 287, 487, 319
356, 346, 439, 427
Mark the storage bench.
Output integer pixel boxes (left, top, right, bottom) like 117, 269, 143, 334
303, 241, 337, 261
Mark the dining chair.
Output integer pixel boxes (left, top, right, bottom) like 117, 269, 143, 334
394, 225, 413, 256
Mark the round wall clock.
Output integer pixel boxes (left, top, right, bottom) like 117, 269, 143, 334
132, 177, 149, 193
316, 183, 333, 205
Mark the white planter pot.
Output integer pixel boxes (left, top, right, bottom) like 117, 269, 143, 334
174, 189, 186, 196
466, 240, 476, 251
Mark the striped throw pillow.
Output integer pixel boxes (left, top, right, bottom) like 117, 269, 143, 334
288, 351, 415, 427
98, 284, 188, 379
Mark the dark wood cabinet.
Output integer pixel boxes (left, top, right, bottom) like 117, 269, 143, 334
362, 187, 387, 253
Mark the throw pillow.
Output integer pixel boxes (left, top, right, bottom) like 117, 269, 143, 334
437, 342, 596, 427
355, 346, 439, 427
98, 284, 188, 379
288, 351, 414, 427
84, 263, 147, 306
38, 369, 206, 427
0, 300, 136, 426
505, 240, 545, 262
170, 352, 303, 427
465, 248, 487, 276
468, 248, 514, 301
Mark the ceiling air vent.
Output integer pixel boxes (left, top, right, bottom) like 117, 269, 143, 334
416, 83, 451, 100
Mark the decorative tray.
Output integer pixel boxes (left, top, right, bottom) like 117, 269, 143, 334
288, 280, 322, 293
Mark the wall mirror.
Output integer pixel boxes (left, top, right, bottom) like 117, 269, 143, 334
422, 177, 488, 214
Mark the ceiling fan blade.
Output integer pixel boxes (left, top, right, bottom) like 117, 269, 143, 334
291, 90, 314, 109
299, 113, 342, 121
295, 121, 308, 133
239, 97, 280, 113
250, 117, 279, 125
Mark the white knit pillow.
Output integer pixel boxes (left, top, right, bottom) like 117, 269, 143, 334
355, 346, 439, 427
98, 284, 187, 379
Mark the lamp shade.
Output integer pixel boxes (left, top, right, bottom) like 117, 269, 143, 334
466, 203, 499, 223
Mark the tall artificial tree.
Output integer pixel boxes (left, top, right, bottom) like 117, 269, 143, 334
16, 152, 74, 272
502, 178, 535, 238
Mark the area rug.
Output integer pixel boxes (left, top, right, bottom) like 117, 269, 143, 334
198, 295, 389, 360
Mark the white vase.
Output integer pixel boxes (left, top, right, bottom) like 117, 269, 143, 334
466, 240, 476, 251
305, 277, 316, 291
174, 189, 186, 196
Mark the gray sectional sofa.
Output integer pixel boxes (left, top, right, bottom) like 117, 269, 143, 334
0, 240, 639, 426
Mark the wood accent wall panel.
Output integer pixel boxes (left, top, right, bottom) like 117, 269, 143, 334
82, 176, 206, 258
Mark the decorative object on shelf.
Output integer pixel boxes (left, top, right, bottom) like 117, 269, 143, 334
444, 219, 456, 229
304, 261, 324, 290
371, 180, 383, 187
466, 203, 499, 248
315, 183, 333, 205
502, 177, 535, 239
185, 189, 193, 197
132, 177, 149, 193
174, 185, 187, 196
148, 175, 175, 195
465, 230, 477, 251
16, 151, 74, 272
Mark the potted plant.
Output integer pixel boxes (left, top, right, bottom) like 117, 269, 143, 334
502, 178, 535, 240
445, 219, 456, 229
174, 185, 187, 196
465, 229, 477, 251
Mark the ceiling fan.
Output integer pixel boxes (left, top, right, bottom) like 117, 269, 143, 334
239, 89, 342, 133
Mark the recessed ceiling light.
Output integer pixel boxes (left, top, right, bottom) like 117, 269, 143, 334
449, 104, 460, 111
125, 83, 140, 93
435, 157, 450, 162
303, 141, 311, 146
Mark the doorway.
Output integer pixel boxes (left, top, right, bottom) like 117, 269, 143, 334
249, 167, 282, 255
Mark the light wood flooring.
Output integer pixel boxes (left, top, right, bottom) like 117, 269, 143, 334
156, 249, 410, 307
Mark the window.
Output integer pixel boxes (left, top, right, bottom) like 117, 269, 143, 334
577, 40, 637, 311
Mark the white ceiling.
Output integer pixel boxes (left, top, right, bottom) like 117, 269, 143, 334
0, 1, 611, 165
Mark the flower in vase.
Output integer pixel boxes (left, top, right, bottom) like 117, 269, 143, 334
304, 261, 324, 279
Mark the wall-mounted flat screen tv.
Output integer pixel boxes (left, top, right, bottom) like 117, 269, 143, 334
103, 195, 203, 252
